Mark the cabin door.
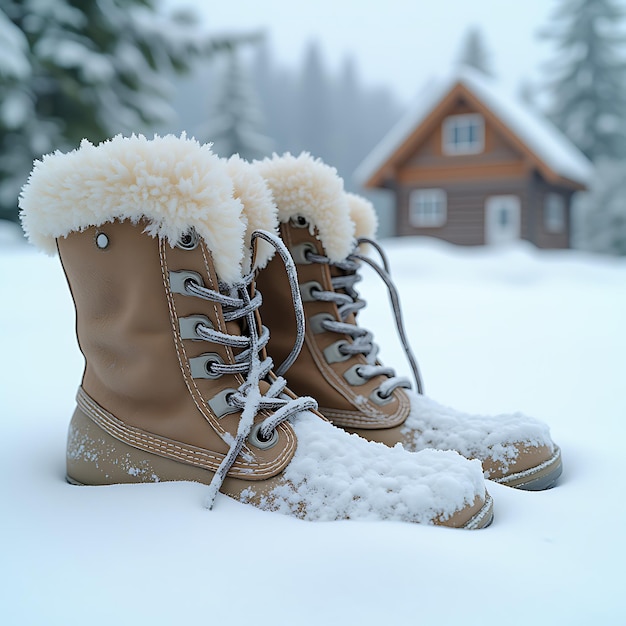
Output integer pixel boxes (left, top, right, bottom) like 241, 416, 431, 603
485, 195, 521, 245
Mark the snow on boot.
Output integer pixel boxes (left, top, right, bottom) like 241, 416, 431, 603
18, 135, 492, 527
255, 152, 562, 491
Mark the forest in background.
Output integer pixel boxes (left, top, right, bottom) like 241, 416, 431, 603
163, 39, 404, 235
1, 0, 625, 252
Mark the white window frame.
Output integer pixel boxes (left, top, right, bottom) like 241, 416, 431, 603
544, 193, 566, 234
409, 188, 447, 228
442, 113, 485, 155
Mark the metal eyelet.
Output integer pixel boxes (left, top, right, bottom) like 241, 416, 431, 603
95, 231, 109, 250
343, 364, 369, 386
248, 422, 279, 450
188, 353, 225, 379
176, 228, 199, 250
308, 312, 334, 334
179, 315, 214, 340
323, 340, 352, 364
290, 215, 309, 228
291, 241, 316, 264
169, 270, 204, 295
369, 387, 395, 406
300, 280, 323, 302
208, 388, 239, 419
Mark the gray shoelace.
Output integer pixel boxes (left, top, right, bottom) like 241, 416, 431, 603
184, 229, 317, 507
300, 236, 424, 397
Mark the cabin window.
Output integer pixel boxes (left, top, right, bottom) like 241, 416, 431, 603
544, 193, 566, 233
442, 113, 485, 155
409, 189, 447, 228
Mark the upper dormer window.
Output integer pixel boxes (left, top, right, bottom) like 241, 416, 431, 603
442, 113, 485, 155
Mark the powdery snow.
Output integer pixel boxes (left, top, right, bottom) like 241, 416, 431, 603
1, 237, 625, 624
263, 412, 484, 523
0, 11, 31, 80
459, 68, 593, 185
402, 391, 554, 473
35, 38, 115, 82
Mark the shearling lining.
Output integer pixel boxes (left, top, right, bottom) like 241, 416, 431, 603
19, 134, 268, 284
255, 153, 356, 263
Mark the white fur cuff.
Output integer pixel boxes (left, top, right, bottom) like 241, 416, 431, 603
346, 192, 378, 240
19, 134, 276, 284
255, 153, 356, 263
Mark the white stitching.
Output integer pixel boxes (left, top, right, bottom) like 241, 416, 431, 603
77, 387, 296, 478
159, 239, 228, 437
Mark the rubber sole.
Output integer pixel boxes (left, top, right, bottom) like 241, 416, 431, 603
463, 493, 494, 529
68, 473, 495, 530
67, 406, 493, 529
493, 446, 562, 490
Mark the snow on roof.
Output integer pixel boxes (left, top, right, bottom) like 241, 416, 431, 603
355, 66, 593, 187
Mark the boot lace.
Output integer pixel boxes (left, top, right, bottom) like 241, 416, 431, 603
294, 236, 424, 398
183, 230, 317, 507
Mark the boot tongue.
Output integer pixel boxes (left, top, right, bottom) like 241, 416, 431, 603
321, 192, 379, 319
219, 280, 267, 371
222, 283, 246, 340
327, 255, 361, 326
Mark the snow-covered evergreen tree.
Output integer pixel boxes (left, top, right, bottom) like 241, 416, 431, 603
457, 26, 494, 76
573, 159, 626, 254
330, 56, 363, 179
252, 39, 298, 151
331, 55, 403, 190
294, 41, 334, 159
542, 0, 626, 161
201, 46, 273, 160
167, 36, 403, 184
0, 0, 218, 223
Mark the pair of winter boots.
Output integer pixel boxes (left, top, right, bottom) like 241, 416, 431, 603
19, 134, 562, 529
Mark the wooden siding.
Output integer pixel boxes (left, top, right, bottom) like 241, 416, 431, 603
396, 178, 530, 245
395, 173, 573, 248
398, 160, 528, 184
384, 89, 577, 248
528, 172, 572, 249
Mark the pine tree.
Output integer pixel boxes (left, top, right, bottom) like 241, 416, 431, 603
457, 26, 493, 76
200, 46, 273, 160
573, 158, 626, 254
241, 38, 404, 187
294, 41, 334, 159
542, 0, 626, 161
331, 55, 403, 190
0, 0, 220, 223
251, 39, 298, 151
330, 56, 363, 180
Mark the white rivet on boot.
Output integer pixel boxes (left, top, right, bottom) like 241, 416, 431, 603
95, 232, 109, 249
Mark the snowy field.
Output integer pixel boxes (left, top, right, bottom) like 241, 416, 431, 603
1, 229, 625, 625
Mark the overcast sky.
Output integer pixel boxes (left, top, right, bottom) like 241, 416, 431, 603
162, 0, 567, 104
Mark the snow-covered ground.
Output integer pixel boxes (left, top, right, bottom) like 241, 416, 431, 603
1, 235, 625, 625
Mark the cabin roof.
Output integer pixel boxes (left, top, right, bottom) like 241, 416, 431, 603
356, 66, 593, 189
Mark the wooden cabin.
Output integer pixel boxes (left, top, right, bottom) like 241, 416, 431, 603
356, 67, 593, 248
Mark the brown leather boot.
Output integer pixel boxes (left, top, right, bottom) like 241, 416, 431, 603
255, 152, 562, 491
19, 135, 493, 527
